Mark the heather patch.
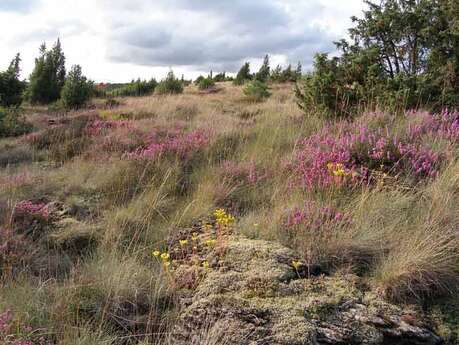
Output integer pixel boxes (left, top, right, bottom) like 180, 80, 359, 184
288, 111, 457, 191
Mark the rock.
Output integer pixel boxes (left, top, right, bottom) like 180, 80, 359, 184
171, 236, 444, 345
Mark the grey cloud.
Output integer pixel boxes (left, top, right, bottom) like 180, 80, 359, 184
102, 0, 337, 72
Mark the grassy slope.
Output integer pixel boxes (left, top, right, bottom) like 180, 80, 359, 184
0, 82, 457, 343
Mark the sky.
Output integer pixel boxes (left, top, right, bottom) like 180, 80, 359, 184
0, 0, 366, 83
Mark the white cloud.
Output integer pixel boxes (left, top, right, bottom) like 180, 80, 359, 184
0, 0, 367, 82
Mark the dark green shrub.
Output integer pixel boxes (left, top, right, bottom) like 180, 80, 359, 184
26, 39, 66, 104
109, 78, 157, 97
254, 54, 270, 82
296, 0, 459, 117
0, 54, 26, 107
61, 65, 93, 109
243, 80, 271, 102
234, 62, 252, 85
156, 71, 184, 95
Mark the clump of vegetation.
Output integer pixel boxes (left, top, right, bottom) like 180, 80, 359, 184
234, 62, 252, 85
254, 54, 270, 83
109, 78, 157, 97
156, 71, 184, 95
26, 39, 66, 104
271, 62, 302, 83
198, 76, 216, 90
0, 107, 31, 138
0, 54, 26, 108
296, 0, 459, 117
60, 65, 93, 109
243, 80, 271, 102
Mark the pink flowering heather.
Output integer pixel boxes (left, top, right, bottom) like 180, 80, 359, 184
287, 110, 454, 191
0, 173, 32, 188
285, 202, 350, 230
407, 109, 459, 142
125, 127, 210, 160
0, 227, 28, 272
219, 160, 267, 185
85, 119, 132, 136
14, 201, 51, 220
0, 309, 53, 345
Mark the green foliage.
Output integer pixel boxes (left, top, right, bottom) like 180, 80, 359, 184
213, 72, 228, 82
0, 54, 26, 107
60, 65, 93, 109
0, 107, 32, 138
198, 76, 216, 90
270, 62, 302, 83
26, 39, 66, 104
109, 78, 157, 97
234, 62, 252, 85
255, 54, 270, 82
156, 71, 184, 95
296, 0, 459, 117
243, 80, 271, 102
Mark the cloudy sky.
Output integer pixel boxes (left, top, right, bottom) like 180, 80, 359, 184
0, 0, 366, 83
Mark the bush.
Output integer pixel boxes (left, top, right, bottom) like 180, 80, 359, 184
296, 0, 459, 118
198, 77, 215, 90
156, 71, 184, 95
0, 107, 32, 138
26, 39, 66, 104
0, 54, 26, 107
243, 80, 271, 102
109, 78, 157, 97
234, 62, 252, 85
61, 65, 93, 109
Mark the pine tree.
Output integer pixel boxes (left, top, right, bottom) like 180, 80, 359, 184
27, 39, 66, 104
61, 65, 93, 109
295, 62, 302, 81
0, 53, 26, 107
255, 54, 270, 82
234, 62, 251, 85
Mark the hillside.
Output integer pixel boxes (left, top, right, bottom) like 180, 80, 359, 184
0, 82, 458, 344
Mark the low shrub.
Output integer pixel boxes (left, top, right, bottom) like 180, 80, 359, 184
288, 110, 459, 191
243, 80, 270, 102
198, 77, 215, 91
0, 107, 32, 138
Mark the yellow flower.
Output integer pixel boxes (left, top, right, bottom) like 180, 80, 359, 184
192, 233, 199, 241
160, 253, 170, 261
205, 239, 217, 246
253, 223, 259, 227
152, 250, 160, 257
179, 239, 188, 246
163, 261, 171, 267
202, 261, 210, 269
292, 260, 302, 269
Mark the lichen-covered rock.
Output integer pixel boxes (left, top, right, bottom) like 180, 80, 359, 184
172, 236, 443, 345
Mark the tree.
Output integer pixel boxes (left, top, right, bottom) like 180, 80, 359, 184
27, 39, 66, 104
0, 54, 26, 107
255, 54, 270, 82
156, 71, 184, 95
234, 62, 252, 85
61, 65, 93, 109
295, 62, 302, 81
296, 0, 459, 117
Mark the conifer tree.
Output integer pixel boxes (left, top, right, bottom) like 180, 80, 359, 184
27, 39, 66, 104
